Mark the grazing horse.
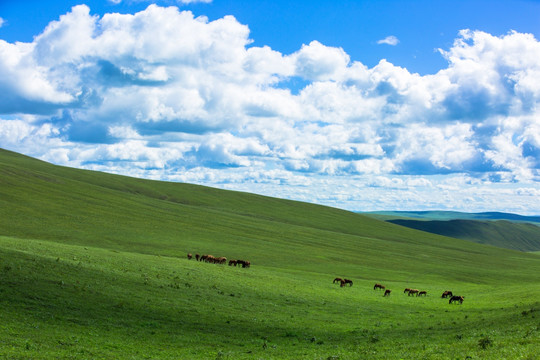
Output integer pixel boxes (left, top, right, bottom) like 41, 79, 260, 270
408, 289, 419, 296
187, 253, 192, 260
195, 253, 200, 261
333, 277, 343, 284
204, 255, 215, 263
384, 289, 391, 297
418, 291, 427, 297
441, 290, 453, 298
374, 283, 385, 290
449, 295, 464, 304
200, 254, 208, 262
229, 259, 237, 266
236, 260, 250, 268
343, 279, 353, 287
216, 257, 227, 265
404, 288, 413, 293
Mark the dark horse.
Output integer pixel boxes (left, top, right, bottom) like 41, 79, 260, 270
441, 290, 453, 298
417, 290, 427, 297
333, 277, 344, 284
383, 289, 391, 297
343, 279, 353, 287
449, 295, 464, 304
404, 287, 413, 293
374, 283, 385, 290
408, 289, 419, 296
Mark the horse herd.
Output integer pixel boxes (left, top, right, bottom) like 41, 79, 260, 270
187, 253, 251, 268
334, 279, 465, 304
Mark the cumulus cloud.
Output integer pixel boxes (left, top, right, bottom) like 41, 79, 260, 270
0, 5, 539, 213
377, 35, 399, 46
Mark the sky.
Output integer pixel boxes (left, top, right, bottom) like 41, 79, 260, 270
1, 0, 540, 215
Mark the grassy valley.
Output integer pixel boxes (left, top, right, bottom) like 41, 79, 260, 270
1, 148, 540, 359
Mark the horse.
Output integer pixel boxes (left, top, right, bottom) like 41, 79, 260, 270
408, 289, 419, 296
441, 290, 453, 298
187, 253, 192, 260
374, 283, 385, 290
417, 291, 427, 297
333, 277, 343, 284
195, 253, 200, 261
216, 256, 227, 265
383, 289, 391, 297
236, 260, 250, 268
229, 259, 237, 266
204, 255, 215, 263
449, 295, 464, 304
404, 288, 413, 293
200, 254, 208, 262
343, 279, 353, 287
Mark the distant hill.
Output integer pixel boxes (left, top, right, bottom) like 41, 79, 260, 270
386, 219, 540, 252
365, 210, 540, 223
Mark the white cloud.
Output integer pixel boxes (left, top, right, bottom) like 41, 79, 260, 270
0, 17, 5, 28
178, 0, 213, 3
0, 5, 539, 213
377, 35, 399, 46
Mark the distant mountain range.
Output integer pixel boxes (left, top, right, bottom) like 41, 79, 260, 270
364, 211, 540, 252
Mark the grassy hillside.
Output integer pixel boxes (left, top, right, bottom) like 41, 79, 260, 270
365, 210, 540, 223
1, 148, 540, 359
388, 219, 540, 252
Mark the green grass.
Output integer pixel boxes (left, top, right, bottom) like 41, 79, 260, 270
1, 148, 540, 359
387, 219, 540, 252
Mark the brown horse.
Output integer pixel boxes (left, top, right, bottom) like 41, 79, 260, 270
195, 253, 200, 261
383, 289, 391, 297
449, 295, 464, 304
441, 290, 453, 298
417, 290, 427, 297
229, 259, 237, 266
343, 279, 353, 287
333, 277, 343, 284
216, 256, 227, 265
404, 287, 413, 293
374, 283, 385, 290
236, 260, 250, 268
187, 253, 192, 260
408, 289, 419, 296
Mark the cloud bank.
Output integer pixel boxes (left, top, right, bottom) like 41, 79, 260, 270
0, 5, 539, 213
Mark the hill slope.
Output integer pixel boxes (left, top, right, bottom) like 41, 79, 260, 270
388, 219, 540, 252
1, 147, 539, 281
366, 210, 540, 223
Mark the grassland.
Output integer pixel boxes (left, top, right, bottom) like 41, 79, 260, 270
387, 219, 540, 252
1, 148, 540, 359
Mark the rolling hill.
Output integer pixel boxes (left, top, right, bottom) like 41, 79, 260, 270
387, 219, 540, 252
365, 210, 540, 223
1, 147, 540, 359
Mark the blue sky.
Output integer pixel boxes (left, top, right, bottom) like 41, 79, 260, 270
1, 0, 540, 214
